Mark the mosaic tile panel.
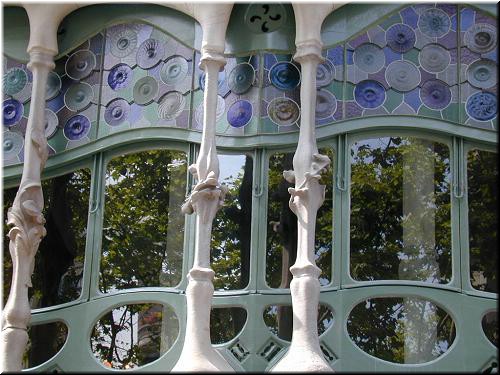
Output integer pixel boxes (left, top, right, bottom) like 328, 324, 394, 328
98, 23, 194, 137
316, 45, 344, 126
345, 4, 460, 122
459, 7, 498, 130
260, 53, 302, 133
192, 53, 259, 136
3, 33, 104, 166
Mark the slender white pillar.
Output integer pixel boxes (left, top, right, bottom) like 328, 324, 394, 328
1, 47, 55, 372
172, 47, 233, 372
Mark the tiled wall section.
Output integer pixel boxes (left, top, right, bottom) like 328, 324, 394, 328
2, 4, 497, 166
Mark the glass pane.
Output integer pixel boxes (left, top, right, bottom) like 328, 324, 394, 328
263, 304, 334, 341
23, 321, 68, 369
482, 311, 498, 347
3, 169, 91, 308
210, 307, 247, 344
99, 150, 187, 292
91, 303, 179, 369
350, 137, 451, 283
347, 297, 456, 364
211, 154, 253, 290
468, 150, 498, 293
266, 149, 334, 288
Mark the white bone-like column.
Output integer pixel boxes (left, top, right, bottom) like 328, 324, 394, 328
1, 48, 55, 373
271, 4, 345, 373
172, 46, 233, 372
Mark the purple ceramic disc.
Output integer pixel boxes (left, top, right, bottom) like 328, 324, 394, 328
227, 100, 253, 128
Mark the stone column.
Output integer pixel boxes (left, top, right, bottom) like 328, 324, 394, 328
1, 48, 55, 372
171, 47, 233, 372
270, 39, 332, 373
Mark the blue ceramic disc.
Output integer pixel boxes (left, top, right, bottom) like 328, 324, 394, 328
420, 79, 451, 110
3, 67, 27, 96
3, 99, 23, 127
157, 91, 186, 120
136, 39, 165, 70
133, 76, 159, 105
419, 44, 451, 73
386, 24, 416, 53
353, 43, 385, 74
228, 63, 255, 94
227, 100, 253, 128
385, 60, 421, 92
198, 71, 224, 91
267, 97, 300, 126
316, 60, 336, 87
44, 109, 59, 138
418, 8, 451, 38
104, 98, 130, 126
63, 114, 91, 140
316, 89, 337, 120
269, 61, 301, 91
466, 92, 497, 121
64, 82, 94, 112
465, 24, 497, 54
108, 64, 133, 90
46, 72, 62, 101
3, 131, 24, 158
65, 50, 96, 80
467, 59, 497, 89
354, 80, 386, 108
160, 56, 189, 85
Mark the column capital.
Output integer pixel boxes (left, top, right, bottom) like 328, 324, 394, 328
199, 46, 226, 72
293, 39, 325, 65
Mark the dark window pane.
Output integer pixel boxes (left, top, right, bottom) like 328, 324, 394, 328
350, 137, 451, 283
90, 303, 179, 369
347, 297, 456, 364
482, 311, 498, 347
266, 149, 334, 288
23, 321, 68, 369
263, 304, 334, 341
468, 150, 498, 293
3, 169, 91, 308
99, 150, 187, 292
211, 154, 253, 290
210, 307, 247, 344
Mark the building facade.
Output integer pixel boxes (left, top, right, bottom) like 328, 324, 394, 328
2, 2, 498, 372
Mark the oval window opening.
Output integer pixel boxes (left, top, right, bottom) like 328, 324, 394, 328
23, 321, 68, 369
347, 297, 456, 364
482, 311, 498, 347
90, 303, 179, 369
263, 304, 334, 341
210, 307, 247, 344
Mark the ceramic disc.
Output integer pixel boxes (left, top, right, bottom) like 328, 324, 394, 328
466, 92, 497, 121
228, 63, 255, 94
316, 60, 336, 87
353, 43, 385, 74
3, 131, 23, 158
465, 23, 497, 54
467, 59, 497, 89
386, 24, 416, 53
3, 67, 27, 96
108, 25, 138, 58
418, 8, 451, 38
227, 100, 253, 128
108, 64, 133, 90
136, 39, 165, 70
104, 98, 130, 126
269, 61, 301, 91
63, 114, 91, 140
316, 89, 337, 120
354, 80, 386, 108
44, 109, 59, 138
133, 76, 159, 105
2, 99, 23, 127
419, 44, 451, 73
157, 91, 186, 120
420, 79, 451, 110
267, 97, 300, 126
385, 60, 421, 92
65, 50, 96, 80
160, 56, 189, 85
46, 72, 62, 101
64, 82, 94, 112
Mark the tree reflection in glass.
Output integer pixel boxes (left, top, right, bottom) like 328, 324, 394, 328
90, 303, 179, 369
99, 150, 187, 292
350, 137, 451, 283
347, 297, 456, 364
210, 154, 253, 291
467, 149, 497, 293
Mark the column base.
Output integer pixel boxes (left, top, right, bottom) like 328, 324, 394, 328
270, 345, 332, 372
